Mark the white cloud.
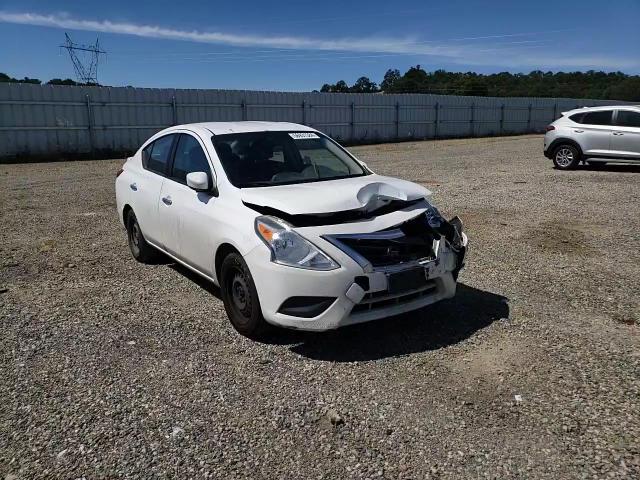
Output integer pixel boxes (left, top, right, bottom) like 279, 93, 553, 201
0, 11, 461, 56
0, 11, 637, 71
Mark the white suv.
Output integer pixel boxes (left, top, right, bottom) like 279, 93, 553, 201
544, 105, 640, 169
115, 122, 467, 338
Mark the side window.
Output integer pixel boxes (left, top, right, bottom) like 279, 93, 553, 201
145, 134, 175, 175
616, 110, 640, 128
171, 134, 211, 183
142, 144, 152, 168
581, 110, 613, 126
569, 113, 585, 124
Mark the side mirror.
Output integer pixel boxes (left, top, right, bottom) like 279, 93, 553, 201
186, 171, 210, 192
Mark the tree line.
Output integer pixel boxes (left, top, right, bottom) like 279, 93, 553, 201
3, 66, 639, 101
320, 66, 640, 101
1, 72, 98, 86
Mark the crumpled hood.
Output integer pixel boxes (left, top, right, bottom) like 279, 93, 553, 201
240, 174, 431, 215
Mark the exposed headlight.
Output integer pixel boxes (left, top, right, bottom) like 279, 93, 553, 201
424, 203, 445, 229
255, 216, 339, 271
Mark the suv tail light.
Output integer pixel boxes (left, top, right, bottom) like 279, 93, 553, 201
545, 125, 555, 132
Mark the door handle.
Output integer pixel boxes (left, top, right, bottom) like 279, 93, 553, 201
161, 196, 172, 206
129, 183, 137, 191
573, 129, 584, 133
613, 132, 624, 136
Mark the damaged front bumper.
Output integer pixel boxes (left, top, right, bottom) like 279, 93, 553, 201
245, 205, 468, 331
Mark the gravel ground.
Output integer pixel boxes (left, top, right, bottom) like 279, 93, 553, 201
1, 134, 639, 479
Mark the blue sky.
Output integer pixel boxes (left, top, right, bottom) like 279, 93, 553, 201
1, 0, 639, 91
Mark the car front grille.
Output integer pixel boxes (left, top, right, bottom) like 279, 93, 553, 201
335, 234, 434, 267
350, 280, 438, 314
323, 216, 437, 269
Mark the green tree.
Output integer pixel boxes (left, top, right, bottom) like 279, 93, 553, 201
47, 78, 79, 86
380, 69, 401, 92
350, 76, 379, 93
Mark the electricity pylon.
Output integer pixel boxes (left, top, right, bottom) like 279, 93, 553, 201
60, 33, 106, 84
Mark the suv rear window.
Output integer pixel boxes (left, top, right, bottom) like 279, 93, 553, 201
580, 110, 613, 126
616, 110, 640, 128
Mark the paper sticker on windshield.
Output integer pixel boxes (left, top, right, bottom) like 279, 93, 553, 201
289, 132, 319, 140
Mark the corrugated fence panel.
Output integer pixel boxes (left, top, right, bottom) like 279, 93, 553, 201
0, 83, 633, 160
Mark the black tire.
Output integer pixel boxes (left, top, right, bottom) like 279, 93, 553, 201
220, 252, 269, 338
126, 210, 158, 263
552, 144, 580, 170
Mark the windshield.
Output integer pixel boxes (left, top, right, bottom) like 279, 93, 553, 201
212, 131, 368, 188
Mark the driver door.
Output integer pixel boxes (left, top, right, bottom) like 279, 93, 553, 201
158, 133, 219, 276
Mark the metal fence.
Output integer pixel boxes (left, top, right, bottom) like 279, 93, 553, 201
0, 83, 629, 161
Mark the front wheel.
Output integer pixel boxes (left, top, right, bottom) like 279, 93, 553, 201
220, 253, 269, 338
552, 145, 580, 170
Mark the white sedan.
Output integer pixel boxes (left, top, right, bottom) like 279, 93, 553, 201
115, 122, 468, 337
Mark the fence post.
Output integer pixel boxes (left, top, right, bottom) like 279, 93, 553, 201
350, 102, 356, 141
241, 100, 248, 121
434, 102, 440, 139
499, 104, 505, 135
302, 100, 306, 125
527, 103, 532, 132
171, 95, 178, 125
395, 102, 400, 139
85, 94, 94, 154
470, 102, 475, 137
553, 102, 558, 121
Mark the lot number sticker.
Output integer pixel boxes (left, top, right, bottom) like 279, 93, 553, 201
289, 132, 320, 140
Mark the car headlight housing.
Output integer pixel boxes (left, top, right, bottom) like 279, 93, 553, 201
255, 216, 339, 271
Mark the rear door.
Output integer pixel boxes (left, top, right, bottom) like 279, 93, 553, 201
611, 110, 640, 158
135, 133, 177, 245
574, 110, 614, 156
158, 133, 219, 275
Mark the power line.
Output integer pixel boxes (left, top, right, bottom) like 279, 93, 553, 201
60, 32, 106, 84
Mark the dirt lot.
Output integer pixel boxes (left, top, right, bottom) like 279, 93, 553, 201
1, 135, 639, 479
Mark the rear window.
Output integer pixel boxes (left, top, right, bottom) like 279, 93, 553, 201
580, 110, 613, 126
616, 110, 640, 128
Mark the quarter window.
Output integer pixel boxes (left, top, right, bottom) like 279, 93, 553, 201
581, 110, 613, 126
616, 110, 640, 128
171, 134, 211, 183
145, 134, 176, 174
569, 113, 585, 123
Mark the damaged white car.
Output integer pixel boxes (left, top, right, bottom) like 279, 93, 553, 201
115, 122, 468, 337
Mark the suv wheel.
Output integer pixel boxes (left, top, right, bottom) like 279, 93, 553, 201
220, 252, 269, 338
552, 145, 580, 170
126, 211, 158, 263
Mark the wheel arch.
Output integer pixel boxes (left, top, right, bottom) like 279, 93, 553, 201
122, 204, 133, 226
548, 138, 584, 158
215, 242, 242, 283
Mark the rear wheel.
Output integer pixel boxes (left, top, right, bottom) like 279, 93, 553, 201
220, 252, 269, 338
126, 210, 158, 263
552, 144, 580, 170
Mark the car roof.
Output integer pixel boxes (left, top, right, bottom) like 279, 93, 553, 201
164, 121, 317, 136
565, 105, 640, 115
